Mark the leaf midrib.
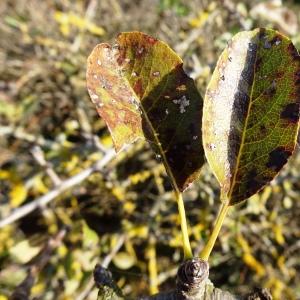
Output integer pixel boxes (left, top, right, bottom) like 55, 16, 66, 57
119, 51, 181, 193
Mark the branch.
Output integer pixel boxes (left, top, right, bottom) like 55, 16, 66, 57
94, 259, 272, 300
0, 149, 116, 228
30, 145, 62, 186
0, 125, 59, 148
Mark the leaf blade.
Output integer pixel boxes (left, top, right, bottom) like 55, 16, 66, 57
203, 28, 300, 204
87, 32, 204, 191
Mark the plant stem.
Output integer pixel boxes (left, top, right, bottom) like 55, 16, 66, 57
136, 93, 192, 259
200, 198, 230, 261
175, 191, 193, 259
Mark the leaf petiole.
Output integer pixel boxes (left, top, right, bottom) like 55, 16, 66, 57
175, 191, 193, 259
200, 197, 230, 261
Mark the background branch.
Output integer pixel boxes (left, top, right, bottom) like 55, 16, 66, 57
0, 149, 115, 228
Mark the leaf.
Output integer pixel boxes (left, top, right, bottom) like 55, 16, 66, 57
0, 266, 27, 287
203, 28, 300, 204
112, 252, 136, 270
87, 32, 204, 191
9, 240, 41, 264
82, 221, 99, 247
9, 182, 28, 208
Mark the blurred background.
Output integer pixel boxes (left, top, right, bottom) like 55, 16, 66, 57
0, 0, 300, 299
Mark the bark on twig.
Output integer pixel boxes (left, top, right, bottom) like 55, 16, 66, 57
94, 258, 272, 300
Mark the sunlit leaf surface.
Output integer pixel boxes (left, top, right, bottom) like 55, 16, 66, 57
203, 28, 300, 204
87, 32, 204, 191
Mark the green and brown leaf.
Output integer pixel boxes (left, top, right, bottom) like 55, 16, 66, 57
203, 28, 300, 204
87, 32, 204, 191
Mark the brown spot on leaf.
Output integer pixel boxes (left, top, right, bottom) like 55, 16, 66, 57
116, 47, 126, 65
280, 103, 299, 123
266, 147, 292, 172
275, 71, 284, 79
136, 45, 146, 59
134, 79, 143, 97
145, 35, 158, 45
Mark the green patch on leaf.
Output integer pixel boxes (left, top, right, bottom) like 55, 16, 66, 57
87, 32, 204, 191
203, 28, 300, 204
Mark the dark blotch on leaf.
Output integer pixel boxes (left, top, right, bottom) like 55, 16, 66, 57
148, 106, 166, 124
188, 123, 197, 136
245, 169, 260, 191
166, 143, 186, 171
266, 147, 292, 172
287, 43, 300, 61
280, 103, 299, 123
260, 125, 267, 134
255, 56, 262, 71
270, 35, 282, 45
295, 69, 300, 85
233, 91, 250, 121
258, 28, 266, 40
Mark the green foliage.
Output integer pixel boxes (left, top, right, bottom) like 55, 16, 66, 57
203, 28, 300, 204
